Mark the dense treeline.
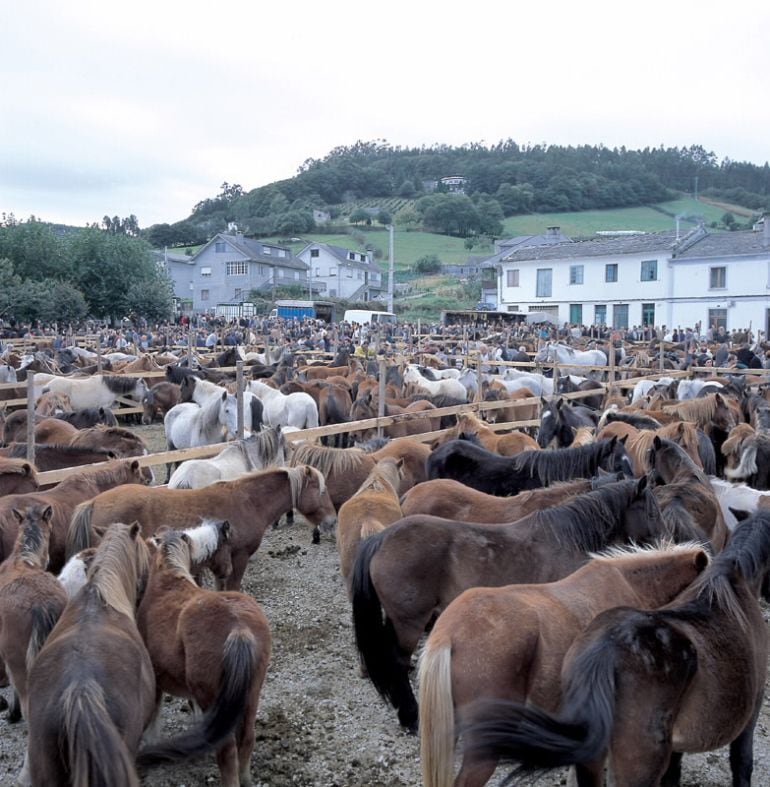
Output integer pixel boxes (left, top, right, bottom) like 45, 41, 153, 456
147, 141, 770, 245
0, 216, 173, 325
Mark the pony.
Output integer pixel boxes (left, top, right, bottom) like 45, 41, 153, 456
352, 477, 666, 731
0, 505, 67, 730
710, 477, 770, 531
67, 466, 336, 590
136, 524, 271, 787
556, 375, 604, 409
534, 342, 607, 378
168, 426, 288, 489
248, 379, 319, 429
482, 385, 539, 430
427, 437, 633, 496
419, 542, 710, 787
141, 381, 180, 424
460, 511, 770, 787
0, 458, 150, 572
726, 431, 770, 490
537, 398, 598, 448
34, 390, 72, 415
56, 405, 119, 429
25, 523, 154, 787
336, 458, 403, 592
35, 373, 149, 410
0, 458, 39, 497
349, 393, 439, 441
179, 375, 264, 431
499, 370, 554, 397
403, 365, 468, 401
436, 411, 539, 456
0, 443, 119, 473
283, 379, 353, 447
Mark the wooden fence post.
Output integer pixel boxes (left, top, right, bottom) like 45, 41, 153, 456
236, 361, 245, 440
187, 329, 194, 367
609, 343, 616, 385
26, 372, 35, 464
377, 358, 387, 438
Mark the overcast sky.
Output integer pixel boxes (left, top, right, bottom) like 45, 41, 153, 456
2, 0, 768, 228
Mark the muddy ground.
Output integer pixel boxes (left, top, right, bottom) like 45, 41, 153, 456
0, 422, 768, 785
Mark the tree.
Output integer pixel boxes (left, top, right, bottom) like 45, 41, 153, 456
39, 280, 88, 323
722, 212, 737, 230
102, 214, 140, 236
421, 194, 481, 237
275, 210, 315, 235
413, 254, 442, 274
376, 209, 392, 226
476, 196, 504, 236
349, 208, 370, 226
394, 206, 421, 231
397, 180, 416, 198
0, 220, 68, 280
125, 278, 174, 321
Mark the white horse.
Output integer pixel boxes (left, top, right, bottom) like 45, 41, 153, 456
239, 346, 284, 365
34, 374, 149, 410
500, 369, 555, 397
409, 363, 461, 381
168, 426, 288, 488
402, 366, 467, 401
534, 342, 607, 378
0, 364, 17, 383
630, 376, 676, 404
182, 376, 264, 433
677, 379, 722, 401
710, 478, 770, 531
248, 380, 319, 429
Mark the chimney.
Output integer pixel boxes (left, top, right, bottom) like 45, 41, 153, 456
546, 226, 560, 240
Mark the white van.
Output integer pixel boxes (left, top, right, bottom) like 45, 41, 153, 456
343, 309, 397, 325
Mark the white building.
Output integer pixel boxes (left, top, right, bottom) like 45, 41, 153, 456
296, 242, 382, 301
485, 221, 770, 335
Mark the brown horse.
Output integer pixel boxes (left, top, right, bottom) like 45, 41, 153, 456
400, 477, 598, 521
141, 381, 180, 425
482, 385, 538, 428
67, 466, 337, 590
34, 390, 72, 416
136, 524, 271, 787
461, 512, 770, 787
352, 478, 667, 731
0, 458, 150, 572
349, 392, 439, 440
437, 412, 539, 456
0, 443, 119, 473
25, 523, 154, 787
337, 458, 404, 592
0, 457, 39, 497
0, 505, 67, 731
283, 379, 354, 447
420, 543, 710, 787
370, 438, 431, 494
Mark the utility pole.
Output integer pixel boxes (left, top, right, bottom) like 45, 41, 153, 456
694, 175, 699, 202
387, 224, 395, 312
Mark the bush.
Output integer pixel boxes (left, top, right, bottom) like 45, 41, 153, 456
413, 254, 442, 274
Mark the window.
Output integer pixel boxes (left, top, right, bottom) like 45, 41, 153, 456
348, 252, 356, 260
214, 242, 226, 253
708, 308, 727, 332
234, 288, 243, 300
594, 305, 607, 325
569, 304, 583, 324
569, 265, 584, 285
310, 249, 319, 258
507, 305, 520, 312
259, 265, 265, 276
613, 304, 629, 329
330, 289, 336, 296
642, 303, 655, 326
315, 268, 320, 276
262, 246, 271, 255
536, 268, 552, 297
293, 271, 300, 280
201, 289, 209, 301
346, 270, 353, 278
359, 253, 367, 262
710, 266, 726, 289
277, 249, 286, 258
640, 260, 657, 281
507, 269, 520, 287
605, 264, 618, 282
226, 261, 248, 276
200, 266, 212, 277
357, 270, 363, 279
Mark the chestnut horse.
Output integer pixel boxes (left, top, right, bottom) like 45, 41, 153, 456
0, 458, 39, 497
436, 412, 539, 456
0, 458, 150, 572
25, 523, 154, 787
0, 505, 67, 729
461, 512, 770, 787
349, 392, 439, 441
352, 477, 667, 731
141, 381, 181, 425
137, 524, 271, 787
67, 466, 336, 590
420, 542, 710, 787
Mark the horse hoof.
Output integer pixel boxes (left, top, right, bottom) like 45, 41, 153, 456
312, 528, 320, 545
272, 520, 280, 530
8, 706, 21, 724
0, 694, 7, 711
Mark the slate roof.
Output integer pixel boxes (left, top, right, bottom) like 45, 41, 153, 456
673, 229, 770, 260
480, 231, 573, 268
217, 234, 309, 270
303, 242, 381, 272
152, 250, 195, 266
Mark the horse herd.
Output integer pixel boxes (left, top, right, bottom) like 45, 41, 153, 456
0, 342, 768, 786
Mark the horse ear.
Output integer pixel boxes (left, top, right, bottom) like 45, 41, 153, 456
22, 463, 31, 476
41, 504, 53, 522
221, 390, 227, 401
693, 549, 709, 572
395, 457, 405, 469
220, 520, 232, 541
130, 459, 140, 471
11, 508, 24, 524
608, 435, 617, 448
714, 393, 725, 405
619, 434, 628, 445
729, 507, 751, 523
653, 435, 662, 449
129, 521, 142, 540
556, 399, 563, 410
635, 475, 648, 493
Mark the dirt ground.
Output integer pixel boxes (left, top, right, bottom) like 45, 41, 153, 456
0, 423, 768, 786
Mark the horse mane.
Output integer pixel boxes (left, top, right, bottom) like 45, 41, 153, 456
0, 456, 37, 479
355, 458, 401, 497
15, 505, 49, 568
87, 523, 148, 619
57, 458, 136, 491
101, 375, 141, 395
589, 539, 709, 563
355, 436, 391, 453
291, 443, 370, 477
527, 479, 643, 552
664, 394, 719, 424
722, 423, 755, 458
6, 443, 115, 459
239, 427, 286, 469
158, 529, 197, 581
653, 437, 708, 484
605, 410, 662, 430
513, 440, 617, 487
285, 465, 326, 507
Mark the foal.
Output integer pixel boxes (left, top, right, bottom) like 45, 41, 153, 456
137, 524, 271, 787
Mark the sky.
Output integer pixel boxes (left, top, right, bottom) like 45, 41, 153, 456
1, 0, 769, 228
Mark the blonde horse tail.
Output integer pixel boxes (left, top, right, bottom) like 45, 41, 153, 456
26, 603, 63, 673
726, 441, 758, 480
63, 679, 139, 787
67, 501, 95, 560
360, 518, 386, 540
419, 640, 455, 787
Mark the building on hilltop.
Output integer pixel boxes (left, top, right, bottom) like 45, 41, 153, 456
439, 175, 469, 194
482, 219, 770, 334
296, 241, 382, 301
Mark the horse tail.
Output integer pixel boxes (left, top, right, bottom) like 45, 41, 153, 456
726, 440, 758, 480
306, 400, 320, 429
138, 629, 259, 767
419, 640, 455, 787
26, 603, 62, 673
62, 679, 139, 787
359, 518, 386, 540
351, 533, 402, 709
66, 501, 95, 559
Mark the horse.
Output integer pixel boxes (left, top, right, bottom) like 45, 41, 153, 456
56, 405, 119, 429
481, 386, 538, 431
34, 390, 72, 415
179, 375, 264, 433
419, 542, 710, 787
35, 373, 149, 410
726, 431, 770, 490
537, 398, 598, 448
427, 437, 633, 497
556, 375, 604, 409
400, 477, 604, 521
352, 477, 666, 731
499, 370, 554, 397
0, 457, 39, 497
168, 426, 288, 489
25, 523, 154, 787
534, 342, 607, 378
436, 411, 539, 456
649, 436, 729, 550
337, 458, 403, 591
349, 393, 439, 441
141, 381, 180, 425
461, 511, 770, 787
67, 466, 337, 590
282, 379, 353, 447
0, 458, 150, 572
0, 443, 120, 474
403, 365, 468, 401
710, 477, 770, 531
248, 379, 319, 429
136, 524, 271, 787
0, 505, 67, 728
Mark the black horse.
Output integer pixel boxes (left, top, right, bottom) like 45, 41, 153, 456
538, 398, 599, 448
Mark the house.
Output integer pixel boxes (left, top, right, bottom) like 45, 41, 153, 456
488, 219, 770, 334
152, 249, 197, 312
296, 241, 382, 301
440, 175, 469, 194
189, 232, 309, 313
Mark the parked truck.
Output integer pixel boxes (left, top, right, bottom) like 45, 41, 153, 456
269, 300, 336, 322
